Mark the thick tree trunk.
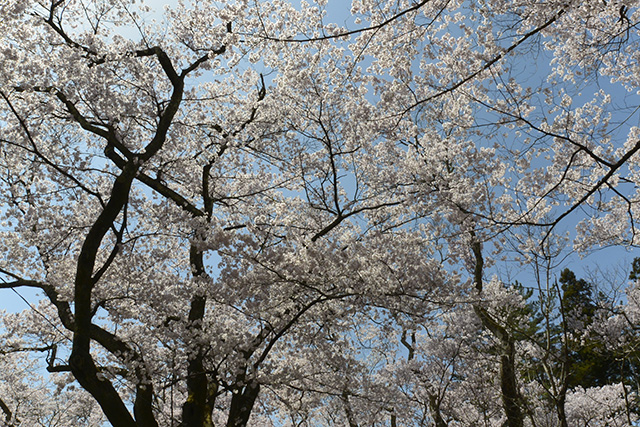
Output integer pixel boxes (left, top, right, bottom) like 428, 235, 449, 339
70, 161, 141, 427
0, 396, 17, 427
181, 244, 212, 427
556, 392, 569, 427
341, 390, 359, 427
69, 350, 138, 427
500, 341, 524, 427
428, 392, 448, 427
471, 239, 524, 427
226, 381, 261, 427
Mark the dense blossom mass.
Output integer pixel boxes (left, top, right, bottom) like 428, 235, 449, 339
0, 0, 639, 426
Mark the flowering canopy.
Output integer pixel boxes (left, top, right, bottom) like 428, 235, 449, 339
0, 0, 639, 426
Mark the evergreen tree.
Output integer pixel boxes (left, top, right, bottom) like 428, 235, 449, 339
629, 257, 640, 281
559, 269, 619, 389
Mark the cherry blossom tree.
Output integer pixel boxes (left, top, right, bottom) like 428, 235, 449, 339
1, 0, 640, 426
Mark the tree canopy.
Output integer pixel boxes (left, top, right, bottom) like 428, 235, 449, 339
0, 0, 640, 426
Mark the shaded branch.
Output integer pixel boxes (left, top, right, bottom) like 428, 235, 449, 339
250, 0, 432, 43
402, 9, 564, 117
311, 200, 403, 241
0, 396, 17, 427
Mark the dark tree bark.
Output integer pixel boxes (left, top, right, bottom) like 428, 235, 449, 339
226, 380, 261, 427
471, 238, 524, 427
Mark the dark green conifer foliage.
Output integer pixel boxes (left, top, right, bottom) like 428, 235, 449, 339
559, 269, 618, 389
